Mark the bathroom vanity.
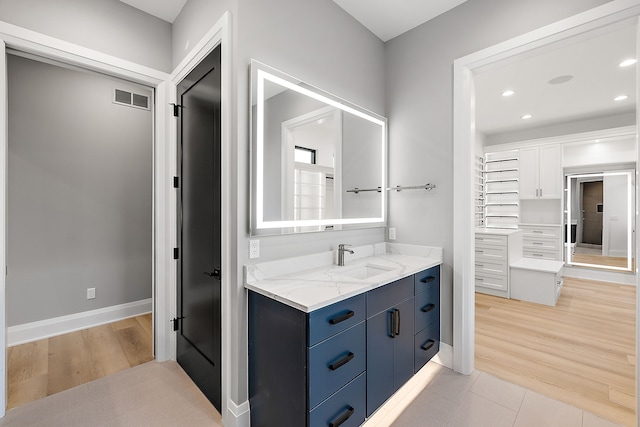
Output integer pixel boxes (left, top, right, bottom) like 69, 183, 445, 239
245, 243, 442, 427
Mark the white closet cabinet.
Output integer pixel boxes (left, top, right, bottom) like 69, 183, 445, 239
519, 145, 562, 199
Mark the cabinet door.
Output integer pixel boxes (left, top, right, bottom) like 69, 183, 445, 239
538, 145, 562, 198
366, 309, 395, 416
518, 147, 539, 199
393, 299, 415, 389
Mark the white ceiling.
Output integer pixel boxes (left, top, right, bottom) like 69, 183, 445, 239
118, 0, 187, 23
332, 0, 469, 42
474, 23, 636, 136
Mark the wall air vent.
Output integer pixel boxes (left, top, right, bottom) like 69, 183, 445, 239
113, 88, 150, 110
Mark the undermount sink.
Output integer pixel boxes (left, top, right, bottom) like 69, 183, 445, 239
335, 264, 393, 280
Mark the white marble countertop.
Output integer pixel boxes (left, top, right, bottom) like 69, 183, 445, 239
244, 243, 442, 313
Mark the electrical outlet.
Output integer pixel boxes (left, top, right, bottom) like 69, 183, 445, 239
389, 227, 396, 240
249, 240, 260, 259
87, 288, 96, 300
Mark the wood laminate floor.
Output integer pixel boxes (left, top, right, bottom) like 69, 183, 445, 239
7, 314, 153, 410
476, 277, 635, 426
572, 253, 636, 270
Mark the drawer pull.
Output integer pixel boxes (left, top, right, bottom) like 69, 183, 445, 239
532, 230, 543, 233
420, 276, 436, 284
328, 310, 355, 325
532, 253, 543, 257
328, 352, 355, 371
421, 303, 436, 313
389, 310, 396, 338
329, 406, 355, 427
532, 242, 544, 245
421, 339, 436, 351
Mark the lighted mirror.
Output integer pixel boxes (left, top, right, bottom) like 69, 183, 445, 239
565, 170, 635, 272
250, 60, 387, 235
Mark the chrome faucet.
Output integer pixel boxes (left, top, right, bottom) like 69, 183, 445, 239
337, 244, 354, 266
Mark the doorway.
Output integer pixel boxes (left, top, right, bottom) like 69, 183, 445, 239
176, 45, 222, 412
581, 180, 604, 245
5, 52, 155, 407
453, 2, 640, 425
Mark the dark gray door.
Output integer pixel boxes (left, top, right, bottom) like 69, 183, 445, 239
177, 45, 222, 411
581, 181, 603, 245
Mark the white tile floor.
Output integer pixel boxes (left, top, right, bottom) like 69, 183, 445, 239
363, 361, 623, 427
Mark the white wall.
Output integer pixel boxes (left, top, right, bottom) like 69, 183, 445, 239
0, 0, 172, 72
7, 54, 152, 326
385, 0, 612, 346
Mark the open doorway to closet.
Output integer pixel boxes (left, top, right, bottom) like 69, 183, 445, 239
5, 51, 154, 409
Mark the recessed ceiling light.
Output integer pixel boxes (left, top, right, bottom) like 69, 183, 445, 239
620, 58, 637, 67
502, 90, 515, 97
521, 114, 532, 120
614, 95, 629, 101
548, 75, 573, 85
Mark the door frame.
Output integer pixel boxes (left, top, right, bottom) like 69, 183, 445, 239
0, 12, 233, 421
452, 0, 640, 422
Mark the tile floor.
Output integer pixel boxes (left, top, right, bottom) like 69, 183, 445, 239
363, 361, 623, 427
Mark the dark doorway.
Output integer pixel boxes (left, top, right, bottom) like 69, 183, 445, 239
176, 45, 222, 411
581, 180, 603, 245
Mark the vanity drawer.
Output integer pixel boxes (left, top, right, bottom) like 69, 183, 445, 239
414, 265, 440, 295
414, 321, 439, 373
308, 294, 366, 346
308, 373, 366, 427
308, 322, 366, 409
475, 259, 507, 277
367, 276, 413, 317
475, 273, 508, 292
415, 284, 439, 332
475, 233, 507, 247
475, 245, 507, 262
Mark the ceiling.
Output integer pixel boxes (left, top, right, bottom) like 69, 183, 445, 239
332, 0, 469, 42
119, 1, 635, 137
474, 23, 636, 136
118, 0, 187, 23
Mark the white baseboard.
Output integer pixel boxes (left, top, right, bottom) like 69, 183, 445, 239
432, 342, 453, 369
8, 299, 152, 346
225, 399, 250, 427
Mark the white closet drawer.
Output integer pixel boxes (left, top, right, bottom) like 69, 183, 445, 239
523, 249, 558, 260
475, 245, 507, 261
520, 225, 561, 239
475, 274, 508, 292
523, 238, 560, 252
475, 259, 508, 276
475, 234, 507, 247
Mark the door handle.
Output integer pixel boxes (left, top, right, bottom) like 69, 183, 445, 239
395, 309, 401, 336
203, 268, 222, 280
389, 310, 396, 338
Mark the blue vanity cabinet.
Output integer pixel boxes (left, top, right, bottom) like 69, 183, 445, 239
414, 265, 441, 372
365, 276, 415, 416
248, 291, 366, 427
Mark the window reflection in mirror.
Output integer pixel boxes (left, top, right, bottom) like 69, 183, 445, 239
250, 60, 387, 235
565, 170, 635, 272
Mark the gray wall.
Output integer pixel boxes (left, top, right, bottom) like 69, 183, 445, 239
7, 55, 152, 326
0, 0, 172, 73
385, 0, 612, 346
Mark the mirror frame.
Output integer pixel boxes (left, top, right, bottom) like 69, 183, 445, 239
250, 60, 388, 235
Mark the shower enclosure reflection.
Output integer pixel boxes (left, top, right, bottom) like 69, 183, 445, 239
565, 170, 634, 271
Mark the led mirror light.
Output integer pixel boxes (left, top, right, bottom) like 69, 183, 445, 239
250, 60, 388, 234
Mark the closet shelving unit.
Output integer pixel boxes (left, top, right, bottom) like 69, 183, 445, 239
483, 151, 519, 229
475, 155, 485, 227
